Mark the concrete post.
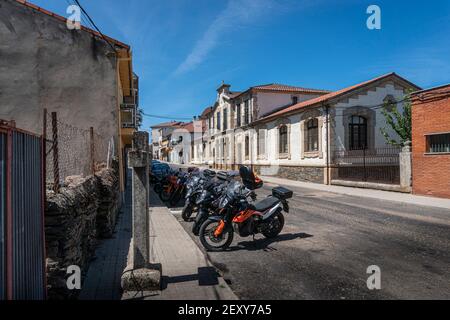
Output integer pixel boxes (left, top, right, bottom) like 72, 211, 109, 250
121, 131, 161, 291
400, 141, 412, 192
129, 132, 150, 268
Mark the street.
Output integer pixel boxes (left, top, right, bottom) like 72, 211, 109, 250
170, 178, 450, 300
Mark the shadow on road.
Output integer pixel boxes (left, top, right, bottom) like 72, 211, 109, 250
228, 232, 313, 252
161, 267, 220, 290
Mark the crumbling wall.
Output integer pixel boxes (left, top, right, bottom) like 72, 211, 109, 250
45, 168, 120, 300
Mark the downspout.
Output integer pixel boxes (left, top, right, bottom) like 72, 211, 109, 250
325, 104, 331, 185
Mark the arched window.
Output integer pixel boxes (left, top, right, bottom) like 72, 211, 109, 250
306, 118, 319, 152
349, 116, 368, 150
279, 125, 289, 155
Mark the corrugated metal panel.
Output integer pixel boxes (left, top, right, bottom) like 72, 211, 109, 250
0, 133, 5, 300
11, 131, 45, 300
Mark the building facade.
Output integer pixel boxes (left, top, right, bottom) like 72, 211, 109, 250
151, 122, 182, 161
411, 84, 450, 198
192, 73, 420, 186
198, 83, 330, 171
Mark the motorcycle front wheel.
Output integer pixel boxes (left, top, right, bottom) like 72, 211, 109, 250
160, 188, 172, 202
192, 209, 208, 235
199, 220, 234, 252
154, 183, 163, 194
182, 202, 194, 221
170, 190, 182, 206
262, 212, 285, 239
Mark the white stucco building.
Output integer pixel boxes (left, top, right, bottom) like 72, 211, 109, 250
192, 73, 420, 185
195, 83, 330, 170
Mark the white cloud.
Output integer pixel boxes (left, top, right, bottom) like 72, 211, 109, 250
174, 0, 277, 75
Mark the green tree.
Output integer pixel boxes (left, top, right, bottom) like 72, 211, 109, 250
380, 92, 412, 146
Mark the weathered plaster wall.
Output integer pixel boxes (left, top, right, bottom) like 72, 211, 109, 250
0, 0, 118, 142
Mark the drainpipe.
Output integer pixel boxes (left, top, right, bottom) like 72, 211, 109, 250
325, 104, 331, 185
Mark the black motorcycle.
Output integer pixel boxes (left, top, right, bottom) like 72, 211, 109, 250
182, 169, 216, 221
191, 170, 243, 236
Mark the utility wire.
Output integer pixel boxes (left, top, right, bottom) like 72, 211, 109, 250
73, 0, 117, 52
141, 112, 193, 121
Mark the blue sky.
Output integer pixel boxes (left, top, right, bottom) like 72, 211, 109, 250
32, 0, 450, 129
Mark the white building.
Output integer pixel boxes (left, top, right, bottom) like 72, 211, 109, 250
196, 83, 330, 170
192, 73, 420, 185
150, 121, 182, 161
169, 121, 204, 165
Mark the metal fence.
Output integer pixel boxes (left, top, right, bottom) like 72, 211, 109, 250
44, 110, 112, 192
0, 121, 46, 300
332, 146, 401, 184
0, 132, 6, 300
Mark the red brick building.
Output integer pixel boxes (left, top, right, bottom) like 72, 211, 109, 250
411, 84, 450, 198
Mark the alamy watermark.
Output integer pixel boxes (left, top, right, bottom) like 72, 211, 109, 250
367, 5, 381, 30
366, 265, 381, 290
66, 5, 81, 30
66, 265, 81, 290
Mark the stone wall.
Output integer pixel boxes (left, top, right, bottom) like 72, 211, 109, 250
45, 168, 120, 300
254, 165, 324, 184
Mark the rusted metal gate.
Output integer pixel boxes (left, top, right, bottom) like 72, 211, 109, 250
0, 121, 46, 300
332, 146, 401, 185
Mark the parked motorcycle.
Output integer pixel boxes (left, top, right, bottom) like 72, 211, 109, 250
198, 166, 292, 252
182, 169, 216, 221
159, 169, 183, 202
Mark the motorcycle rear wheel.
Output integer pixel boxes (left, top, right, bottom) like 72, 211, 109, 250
262, 212, 285, 239
199, 220, 234, 252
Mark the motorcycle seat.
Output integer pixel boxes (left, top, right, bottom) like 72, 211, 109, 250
251, 196, 280, 212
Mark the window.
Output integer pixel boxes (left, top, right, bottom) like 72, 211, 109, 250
306, 119, 319, 152
244, 100, 250, 125
257, 129, 266, 157
427, 133, 450, 153
236, 104, 241, 127
279, 125, 289, 155
292, 96, 298, 105
223, 138, 228, 158
349, 116, 367, 150
223, 108, 228, 131
217, 112, 221, 131
245, 136, 250, 159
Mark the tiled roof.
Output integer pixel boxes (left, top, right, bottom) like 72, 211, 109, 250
229, 91, 243, 98
252, 83, 331, 94
256, 73, 421, 123
200, 106, 214, 118
15, 0, 130, 49
151, 121, 182, 129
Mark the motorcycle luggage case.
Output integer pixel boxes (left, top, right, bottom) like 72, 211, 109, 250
216, 171, 228, 181
272, 186, 293, 200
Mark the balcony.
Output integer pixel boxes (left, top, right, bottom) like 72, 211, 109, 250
120, 103, 137, 129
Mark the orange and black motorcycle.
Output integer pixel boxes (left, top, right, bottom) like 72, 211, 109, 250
198, 166, 293, 252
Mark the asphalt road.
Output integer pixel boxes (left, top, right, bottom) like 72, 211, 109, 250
161, 163, 450, 299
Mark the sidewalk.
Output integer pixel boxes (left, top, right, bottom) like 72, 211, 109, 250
79, 182, 132, 300
262, 176, 450, 210
122, 190, 237, 300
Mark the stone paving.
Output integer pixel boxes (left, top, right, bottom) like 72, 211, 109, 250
122, 190, 237, 300
78, 183, 132, 300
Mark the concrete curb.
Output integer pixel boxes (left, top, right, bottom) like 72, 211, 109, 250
126, 188, 238, 300
262, 176, 450, 210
